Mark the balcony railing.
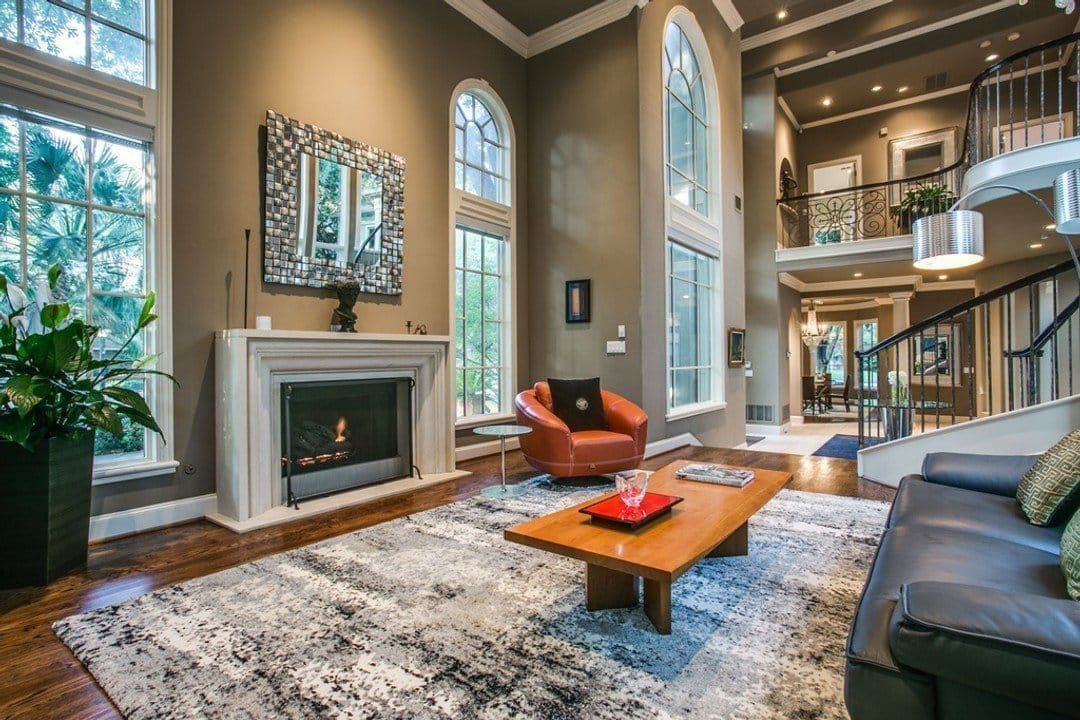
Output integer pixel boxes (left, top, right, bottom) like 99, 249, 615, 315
778, 32, 1080, 250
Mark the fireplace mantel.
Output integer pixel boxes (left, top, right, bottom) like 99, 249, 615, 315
210, 329, 463, 532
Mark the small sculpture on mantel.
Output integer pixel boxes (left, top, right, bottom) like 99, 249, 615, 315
328, 280, 361, 333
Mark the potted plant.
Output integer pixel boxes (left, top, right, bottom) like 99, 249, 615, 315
880, 370, 913, 441
890, 183, 957, 234
0, 266, 173, 587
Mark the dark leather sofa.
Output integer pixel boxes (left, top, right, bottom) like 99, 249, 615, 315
845, 452, 1080, 720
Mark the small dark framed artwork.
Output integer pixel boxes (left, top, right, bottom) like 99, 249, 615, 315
728, 328, 746, 367
565, 279, 591, 323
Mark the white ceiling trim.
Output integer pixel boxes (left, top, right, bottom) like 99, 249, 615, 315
797, 83, 969, 130
741, 0, 892, 53
776, 95, 800, 130
773, 0, 1018, 78
446, 0, 651, 59
782, 271, 975, 294
712, 0, 744, 32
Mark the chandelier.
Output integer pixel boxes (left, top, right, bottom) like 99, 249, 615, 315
801, 305, 829, 348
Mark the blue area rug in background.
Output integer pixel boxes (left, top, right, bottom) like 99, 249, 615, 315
812, 434, 883, 460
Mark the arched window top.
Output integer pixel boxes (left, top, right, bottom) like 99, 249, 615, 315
454, 90, 509, 205
664, 17, 711, 217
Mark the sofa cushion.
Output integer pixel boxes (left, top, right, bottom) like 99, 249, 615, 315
547, 378, 607, 432
1016, 430, 1080, 526
570, 430, 636, 466
889, 477, 1064, 554
1062, 512, 1080, 601
848, 525, 1065, 674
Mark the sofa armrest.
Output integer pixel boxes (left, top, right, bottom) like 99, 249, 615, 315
602, 391, 648, 453
920, 452, 1039, 497
514, 393, 571, 456
890, 581, 1080, 715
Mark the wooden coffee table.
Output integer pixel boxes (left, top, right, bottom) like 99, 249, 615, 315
504, 460, 791, 634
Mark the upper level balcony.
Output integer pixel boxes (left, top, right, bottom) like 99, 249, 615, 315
776, 32, 1080, 275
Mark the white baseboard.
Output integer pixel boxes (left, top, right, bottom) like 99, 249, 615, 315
456, 437, 520, 462
644, 432, 703, 458
746, 422, 790, 436
90, 493, 218, 542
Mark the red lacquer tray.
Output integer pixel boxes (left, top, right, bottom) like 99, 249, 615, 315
579, 492, 684, 529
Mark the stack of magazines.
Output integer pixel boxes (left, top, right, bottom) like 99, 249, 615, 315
674, 464, 754, 487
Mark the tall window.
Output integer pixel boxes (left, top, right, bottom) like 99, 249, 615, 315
0, 0, 169, 477
454, 92, 507, 205
668, 242, 713, 409
858, 320, 878, 389
0, 0, 150, 85
451, 84, 513, 423
664, 20, 709, 216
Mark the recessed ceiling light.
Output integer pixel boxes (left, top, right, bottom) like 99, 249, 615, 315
1046, 223, 1057, 231
897, 85, 910, 93
1030, 242, 1044, 249
1008, 32, 1021, 42
854, 272, 864, 277
938, 274, 949, 280
986, 53, 1000, 62
821, 97, 833, 106
979, 40, 992, 49
777, 9, 788, 20
871, 84, 883, 92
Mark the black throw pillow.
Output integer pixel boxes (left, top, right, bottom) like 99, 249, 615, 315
547, 378, 607, 432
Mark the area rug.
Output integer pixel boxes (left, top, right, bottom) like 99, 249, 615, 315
813, 434, 884, 460
55, 482, 889, 719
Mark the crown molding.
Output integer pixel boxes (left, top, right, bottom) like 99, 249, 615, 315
773, 0, 1017, 78
776, 94, 800, 130
784, 271, 975, 295
798, 83, 969, 129
529, 0, 646, 57
445, 0, 529, 56
741, 0, 891, 52
712, 0, 744, 32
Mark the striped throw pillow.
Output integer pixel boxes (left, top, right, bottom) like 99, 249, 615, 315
1062, 512, 1080, 601
1016, 430, 1080, 526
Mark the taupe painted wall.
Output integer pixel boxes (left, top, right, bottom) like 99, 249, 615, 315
639, 0, 746, 447
796, 93, 969, 190
526, 16, 643, 403
93, 0, 529, 514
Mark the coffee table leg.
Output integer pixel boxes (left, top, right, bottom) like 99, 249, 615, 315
708, 520, 749, 557
585, 564, 638, 611
643, 578, 672, 635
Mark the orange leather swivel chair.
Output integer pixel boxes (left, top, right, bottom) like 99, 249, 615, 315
514, 381, 648, 478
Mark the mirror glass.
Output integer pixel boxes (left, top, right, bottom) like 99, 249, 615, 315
297, 154, 383, 266
902, 142, 945, 176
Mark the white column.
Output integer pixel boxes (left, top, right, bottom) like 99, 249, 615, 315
889, 291, 915, 389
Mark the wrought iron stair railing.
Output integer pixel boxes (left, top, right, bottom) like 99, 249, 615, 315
854, 259, 1079, 447
778, 32, 1080, 249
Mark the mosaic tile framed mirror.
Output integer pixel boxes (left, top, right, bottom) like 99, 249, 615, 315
263, 110, 405, 293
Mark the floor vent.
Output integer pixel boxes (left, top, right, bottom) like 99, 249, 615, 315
746, 404, 774, 423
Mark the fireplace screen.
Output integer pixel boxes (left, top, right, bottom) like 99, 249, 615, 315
280, 377, 413, 506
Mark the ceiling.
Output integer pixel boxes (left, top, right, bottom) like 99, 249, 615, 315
481, 0, 605, 35
744, 0, 1077, 126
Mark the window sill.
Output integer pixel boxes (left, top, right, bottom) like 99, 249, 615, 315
665, 401, 727, 422
456, 412, 517, 430
93, 459, 180, 486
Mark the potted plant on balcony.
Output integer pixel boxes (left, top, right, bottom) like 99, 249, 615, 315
0, 266, 173, 587
891, 183, 957, 234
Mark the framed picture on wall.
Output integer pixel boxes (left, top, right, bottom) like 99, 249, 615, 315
728, 328, 746, 367
565, 279, 591, 323
912, 323, 960, 385
887, 127, 959, 207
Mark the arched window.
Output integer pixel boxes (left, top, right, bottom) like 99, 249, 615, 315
450, 82, 516, 424
454, 92, 508, 205
664, 19, 709, 216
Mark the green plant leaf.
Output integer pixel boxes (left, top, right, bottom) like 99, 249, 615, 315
4, 375, 43, 415
0, 274, 6, 295
21, 324, 80, 375
102, 386, 151, 416
47, 264, 62, 290
116, 405, 163, 437
137, 292, 157, 330
0, 411, 33, 448
39, 302, 70, 329
87, 404, 123, 438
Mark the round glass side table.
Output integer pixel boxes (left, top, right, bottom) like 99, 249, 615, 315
473, 424, 533, 498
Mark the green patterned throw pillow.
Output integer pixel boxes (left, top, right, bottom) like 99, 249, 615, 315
1017, 430, 1080, 526
1062, 512, 1080, 601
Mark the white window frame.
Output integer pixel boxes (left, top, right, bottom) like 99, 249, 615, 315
449, 80, 516, 428
0, 0, 174, 484
663, 8, 724, 420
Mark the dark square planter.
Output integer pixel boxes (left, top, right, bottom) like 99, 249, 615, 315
0, 434, 95, 588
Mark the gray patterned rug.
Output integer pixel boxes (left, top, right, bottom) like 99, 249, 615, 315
55, 481, 889, 719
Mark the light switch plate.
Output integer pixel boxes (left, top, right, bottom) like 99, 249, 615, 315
606, 340, 627, 355
617, 324, 626, 339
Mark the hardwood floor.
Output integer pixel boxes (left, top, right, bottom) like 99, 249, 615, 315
0, 447, 892, 720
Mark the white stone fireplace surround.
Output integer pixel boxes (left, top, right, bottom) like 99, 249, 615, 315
211, 330, 464, 532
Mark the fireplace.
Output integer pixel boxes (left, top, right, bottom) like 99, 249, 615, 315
280, 377, 413, 506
